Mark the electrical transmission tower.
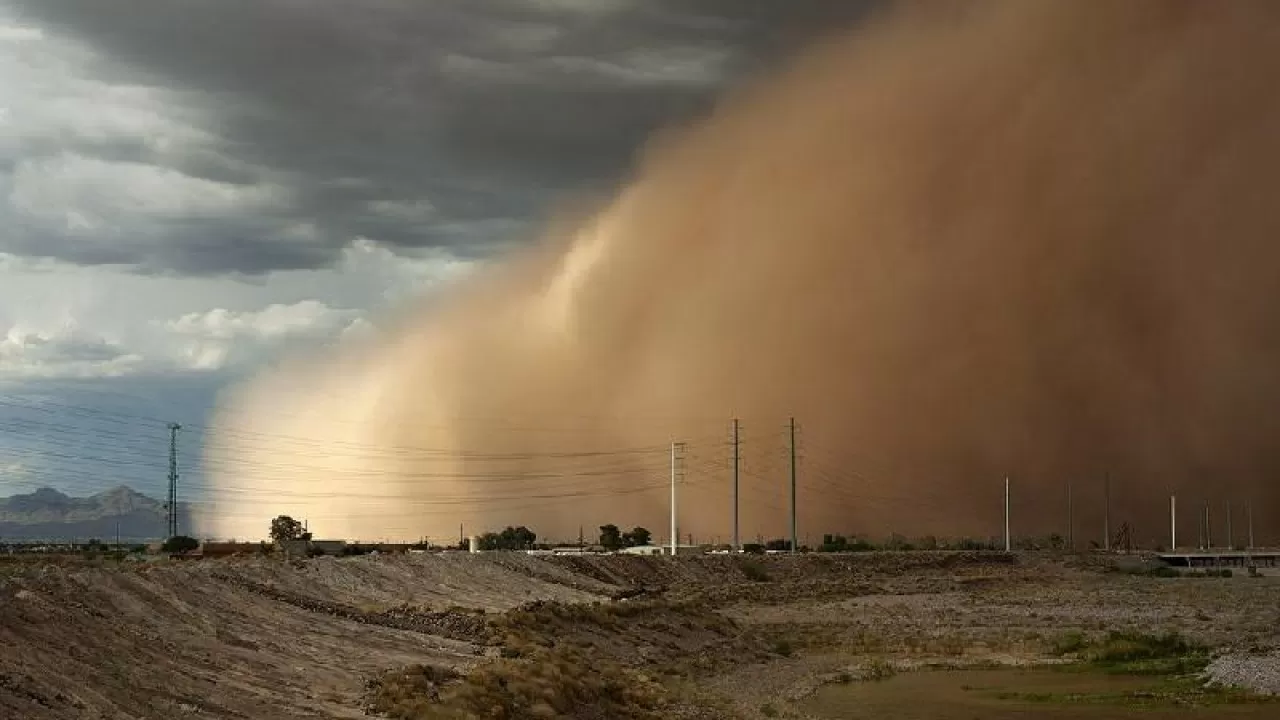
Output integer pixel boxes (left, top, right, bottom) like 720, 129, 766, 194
164, 423, 182, 539
1113, 521, 1133, 555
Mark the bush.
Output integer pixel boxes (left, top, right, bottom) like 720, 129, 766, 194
738, 559, 771, 582
1051, 631, 1090, 656
161, 536, 199, 554
864, 657, 896, 681
369, 650, 667, 719
368, 665, 460, 717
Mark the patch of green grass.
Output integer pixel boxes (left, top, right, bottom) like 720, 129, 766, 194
1085, 631, 1205, 667
993, 676, 1277, 709
1050, 631, 1089, 655
1047, 630, 1218, 678
863, 657, 895, 681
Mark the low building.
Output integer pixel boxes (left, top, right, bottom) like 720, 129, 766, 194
665, 544, 709, 556
279, 539, 348, 557
310, 539, 347, 556
618, 545, 663, 556
201, 542, 265, 558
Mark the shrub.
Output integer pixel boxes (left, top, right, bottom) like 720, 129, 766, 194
161, 536, 199, 554
864, 657, 896, 681
1051, 631, 1090, 656
738, 558, 771, 582
369, 650, 667, 720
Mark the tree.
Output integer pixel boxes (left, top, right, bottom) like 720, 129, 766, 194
270, 515, 305, 544
162, 535, 199, 554
598, 524, 624, 551
499, 526, 537, 550
477, 526, 538, 551
623, 527, 652, 547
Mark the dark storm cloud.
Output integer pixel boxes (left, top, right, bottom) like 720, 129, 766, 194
4, 0, 873, 275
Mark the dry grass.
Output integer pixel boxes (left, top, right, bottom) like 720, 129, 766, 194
368, 652, 667, 720
365, 599, 754, 718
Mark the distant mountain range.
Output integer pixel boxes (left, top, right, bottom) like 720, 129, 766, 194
0, 486, 192, 542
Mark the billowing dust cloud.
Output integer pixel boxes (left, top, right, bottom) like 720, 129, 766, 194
201, 1, 1280, 546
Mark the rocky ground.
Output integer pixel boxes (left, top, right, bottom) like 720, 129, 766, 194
0, 551, 1276, 719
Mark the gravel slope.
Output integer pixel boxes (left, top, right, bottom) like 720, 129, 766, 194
1206, 652, 1280, 696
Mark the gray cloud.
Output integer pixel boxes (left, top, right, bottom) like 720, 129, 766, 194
1, 0, 872, 275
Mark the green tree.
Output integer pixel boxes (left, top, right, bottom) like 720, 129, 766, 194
598, 524, 624, 551
623, 527, 652, 547
499, 526, 537, 550
270, 515, 305, 543
162, 535, 199, 554
477, 526, 538, 551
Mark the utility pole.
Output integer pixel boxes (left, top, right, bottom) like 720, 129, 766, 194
1226, 500, 1234, 550
1169, 495, 1177, 550
732, 418, 741, 553
1205, 500, 1213, 550
1004, 476, 1011, 552
1067, 478, 1074, 550
165, 423, 182, 539
1103, 472, 1111, 552
788, 417, 798, 553
1247, 501, 1255, 550
670, 441, 684, 556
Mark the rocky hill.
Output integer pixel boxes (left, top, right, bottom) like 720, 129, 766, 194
0, 486, 189, 541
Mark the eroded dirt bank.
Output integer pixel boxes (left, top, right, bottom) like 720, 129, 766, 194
0, 552, 1275, 719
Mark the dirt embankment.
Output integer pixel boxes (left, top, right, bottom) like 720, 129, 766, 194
0, 552, 610, 719
5, 551, 1273, 719
0, 551, 1010, 719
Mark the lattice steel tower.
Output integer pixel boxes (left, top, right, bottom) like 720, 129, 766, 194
165, 423, 182, 538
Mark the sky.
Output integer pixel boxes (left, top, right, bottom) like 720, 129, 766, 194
0, 0, 870, 506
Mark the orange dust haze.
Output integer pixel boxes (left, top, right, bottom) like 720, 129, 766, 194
200, 1, 1280, 548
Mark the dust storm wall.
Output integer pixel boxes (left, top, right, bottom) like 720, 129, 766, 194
201, 1, 1280, 546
